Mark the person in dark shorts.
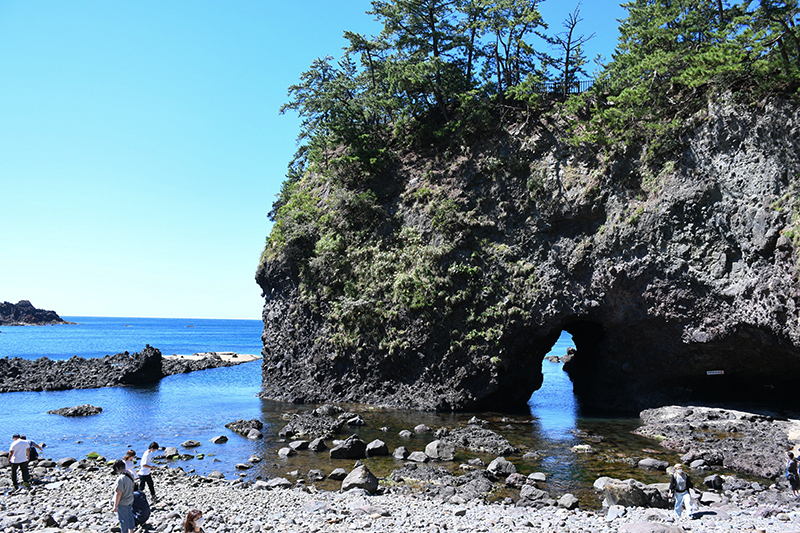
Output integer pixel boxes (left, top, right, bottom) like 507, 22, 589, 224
137, 442, 160, 502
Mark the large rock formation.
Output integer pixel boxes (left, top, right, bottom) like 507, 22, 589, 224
0, 346, 242, 393
0, 300, 74, 326
256, 95, 800, 412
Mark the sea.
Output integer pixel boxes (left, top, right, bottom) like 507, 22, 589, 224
0, 316, 678, 506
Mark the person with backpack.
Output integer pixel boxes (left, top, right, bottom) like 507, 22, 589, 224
132, 490, 151, 527
21, 436, 44, 462
786, 452, 800, 498
668, 463, 696, 519
111, 460, 136, 533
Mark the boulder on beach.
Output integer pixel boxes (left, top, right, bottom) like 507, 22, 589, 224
366, 439, 389, 456
329, 435, 367, 460
425, 439, 456, 461
342, 464, 379, 494
47, 404, 103, 417
487, 457, 516, 477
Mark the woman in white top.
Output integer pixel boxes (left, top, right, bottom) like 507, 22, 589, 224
123, 449, 138, 482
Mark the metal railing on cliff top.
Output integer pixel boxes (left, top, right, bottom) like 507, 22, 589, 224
534, 79, 595, 95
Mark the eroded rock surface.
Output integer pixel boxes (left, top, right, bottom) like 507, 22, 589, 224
257, 96, 800, 412
635, 405, 796, 479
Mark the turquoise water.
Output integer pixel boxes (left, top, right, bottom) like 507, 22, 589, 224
0, 319, 671, 504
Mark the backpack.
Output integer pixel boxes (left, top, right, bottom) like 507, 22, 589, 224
675, 475, 687, 492
28, 444, 38, 461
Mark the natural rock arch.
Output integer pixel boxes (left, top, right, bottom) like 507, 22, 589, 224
257, 97, 800, 413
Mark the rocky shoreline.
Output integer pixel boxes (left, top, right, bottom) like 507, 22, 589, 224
2, 445, 800, 533
0, 345, 260, 393
3, 405, 800, 532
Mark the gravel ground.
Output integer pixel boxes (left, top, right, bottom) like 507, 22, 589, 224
3, 463, 800, 533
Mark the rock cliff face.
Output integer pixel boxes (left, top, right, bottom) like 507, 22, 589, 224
0, 300, 73, 326
256, 96, 800, 413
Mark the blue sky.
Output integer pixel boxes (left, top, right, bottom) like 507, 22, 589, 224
1, 1, 625, 320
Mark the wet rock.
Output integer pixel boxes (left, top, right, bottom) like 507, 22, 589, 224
289, 440, 309, 451
440, 426, 518, 456
163, 447, 179, 458
328, 468, 347, 481
308, 438, 327, 452
225, 419, 263, 437
210, 436, 228, 444
307, 469, 326, 482
638, 458, 669, 470
313, 404, 344, 417
424, 440, 455, 461
247, 428, 263, 440
329, 435, 367, 459
346, 415, 365, 426
399, 430, 413, 438
181, 440, 201, 448
393, 446, 409, 460
366, 439, 389, 456
505, 473, 527, 489
47, 404, 103, 417
407, 451, 429, 463
279, 413, 344, 440
414, 424, 431, 434
487, 457, 516, 477
278, 447, 296, 458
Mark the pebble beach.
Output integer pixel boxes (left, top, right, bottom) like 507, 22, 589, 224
4, 460, 800, 533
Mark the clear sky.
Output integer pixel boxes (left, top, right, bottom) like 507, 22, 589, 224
0, 1, 625, 320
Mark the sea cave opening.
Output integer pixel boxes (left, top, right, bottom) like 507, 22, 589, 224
526, 321, 605, 438
527, 330, 578, 439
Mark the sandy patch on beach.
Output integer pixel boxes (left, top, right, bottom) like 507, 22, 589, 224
162, 351, 261, 363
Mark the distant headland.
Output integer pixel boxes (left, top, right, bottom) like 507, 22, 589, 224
0, 300, 75, 326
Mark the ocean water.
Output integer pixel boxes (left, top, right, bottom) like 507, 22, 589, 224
0, 318, 672, 505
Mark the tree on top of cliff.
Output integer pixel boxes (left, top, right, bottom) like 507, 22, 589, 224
579, 0, 800, 156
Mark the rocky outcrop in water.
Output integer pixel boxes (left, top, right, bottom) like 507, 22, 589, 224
0, 300, 74, 326
257, 95, 800, 412
634, 406, 796, 479
0, 346, 240, 393
47, 404, 103, 417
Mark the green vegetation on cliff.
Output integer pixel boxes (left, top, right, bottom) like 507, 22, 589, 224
263, 0, 800, 362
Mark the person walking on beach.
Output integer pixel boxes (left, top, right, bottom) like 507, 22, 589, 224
787, 452, 800, 498
8, 434, 31, 490
137, 442, 160, 502
668, 463, 695, 519
111, 460, 136, 533
183, 509, 205, 532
